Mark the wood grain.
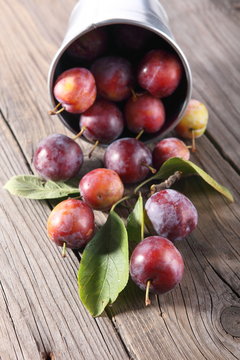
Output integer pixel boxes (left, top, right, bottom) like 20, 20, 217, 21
0, 0, 240, 359
107, 135, 240, 360
0, 112, 129, 359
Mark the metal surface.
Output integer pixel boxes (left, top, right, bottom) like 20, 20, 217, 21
48, 0, 192, 144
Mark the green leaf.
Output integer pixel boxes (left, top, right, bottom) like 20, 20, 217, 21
3, 175, 80, 199
135, 158, 234, 202
126, 193, 144, 252
78, 210, 129, 317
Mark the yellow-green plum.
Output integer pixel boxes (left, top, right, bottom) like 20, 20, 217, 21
175, 99, 208, 139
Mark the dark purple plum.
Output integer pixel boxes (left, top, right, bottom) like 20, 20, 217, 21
91, 56, 134, 102
67, 28, 108, 61
125, 94, 165, 134
80, 99, 124, 144
113, 25, 152, 51
138, 49, 183, 98
130, 236, 184, 295
104, 138, 153, 184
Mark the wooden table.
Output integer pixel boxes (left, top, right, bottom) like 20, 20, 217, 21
1, 1, 240, 359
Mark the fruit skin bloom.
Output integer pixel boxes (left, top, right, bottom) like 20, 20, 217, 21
33, 134, 83, 181
130, 236, 184, 294
145, 189, 198, 242
175, 99, 208, 139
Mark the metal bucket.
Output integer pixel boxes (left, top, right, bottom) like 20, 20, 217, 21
48, 0, 192, 144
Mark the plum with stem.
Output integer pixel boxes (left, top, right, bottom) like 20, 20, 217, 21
104, 138, 153, 184
80, 99, 124, 144
51, 68, 96, 114
79, 168, 124, 210
47, 199, 95, 256
130, 236, 184, 304
125, 94, 165, 134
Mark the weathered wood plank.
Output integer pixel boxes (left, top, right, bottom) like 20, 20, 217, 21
106, 134, 240, 360
0, 113, 129, 359
0, 0, 240, 359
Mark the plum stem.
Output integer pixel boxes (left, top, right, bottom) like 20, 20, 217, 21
130, 88, 144, 101
72, 126, 86, 140
54, 107, 65, 115
150, 171, 182, 195
130, 88, 138, 101
145, 280, 151, 306
142, 162, 157, 174
88, 140, 99, 158
191, 129, 196, 152
48, 103, 65, 115
136, 129, 144, 140
62, 242, 67, 258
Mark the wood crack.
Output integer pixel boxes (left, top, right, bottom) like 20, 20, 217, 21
179, 284, 209, 360
204, 257, 240, 299
104, 307, 134, 360
0, 281, 25, 360
156, 296, 188, 360
0, 109, 33, 175
205, 131, 240, 176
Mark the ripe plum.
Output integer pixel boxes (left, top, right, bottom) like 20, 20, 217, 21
153, 137, 190, 169
91, 56, 134, 101
47, 199, 95, 250
125, 94, 165, 134
138, 49, 183, 98
130, 236, 184, 295
53, 68, 96, 114
113, 25, 151, 52
79, 168, 124, 210
80, 99, 124, 144
67, 28, 108, 61
104, 138, 153, 184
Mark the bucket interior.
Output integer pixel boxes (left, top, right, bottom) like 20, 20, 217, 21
50, 23, 190, 144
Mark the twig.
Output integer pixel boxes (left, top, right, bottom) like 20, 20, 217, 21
150, 171, 182, 195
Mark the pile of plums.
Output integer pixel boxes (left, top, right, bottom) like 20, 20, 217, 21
33, 25, 209, 302
50, 25, 185, 142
